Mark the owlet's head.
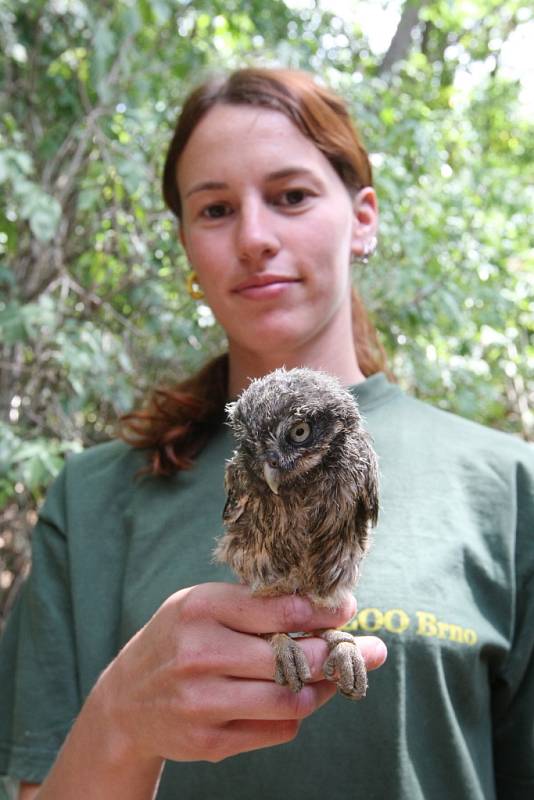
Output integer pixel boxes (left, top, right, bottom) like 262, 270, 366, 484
226, 367, 363, 494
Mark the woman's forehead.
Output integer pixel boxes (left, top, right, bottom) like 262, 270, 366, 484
177, 103, 335, 188
189, 103, 304, 143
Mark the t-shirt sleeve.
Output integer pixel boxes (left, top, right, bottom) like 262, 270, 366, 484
492, 456, 534, 799
0, 468, 81, 784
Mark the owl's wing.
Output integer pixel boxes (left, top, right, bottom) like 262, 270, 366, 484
360, 435, 380, 527
223, 463, 250, 524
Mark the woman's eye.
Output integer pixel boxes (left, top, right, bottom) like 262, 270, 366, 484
201, 203, 230, 219
280, 189, 307, 206
289, 421, 311, 444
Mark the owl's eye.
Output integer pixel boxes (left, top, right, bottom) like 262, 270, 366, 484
289, 421, 311, 444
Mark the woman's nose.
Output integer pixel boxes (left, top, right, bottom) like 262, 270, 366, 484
235, 200, 280, 265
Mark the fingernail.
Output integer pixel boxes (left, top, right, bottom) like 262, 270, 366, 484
372, 639, 388, 666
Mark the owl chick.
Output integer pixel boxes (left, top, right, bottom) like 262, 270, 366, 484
214, 367, 379, 700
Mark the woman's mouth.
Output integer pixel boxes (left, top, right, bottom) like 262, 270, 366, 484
232, 275, 301, 300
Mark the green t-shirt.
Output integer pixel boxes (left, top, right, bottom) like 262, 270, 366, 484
1, 374, 533, 799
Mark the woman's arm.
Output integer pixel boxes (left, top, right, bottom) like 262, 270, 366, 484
28, 583, 386, 800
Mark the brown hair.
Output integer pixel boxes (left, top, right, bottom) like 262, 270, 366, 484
121, 68, 389, 475
162, 68, 372, 218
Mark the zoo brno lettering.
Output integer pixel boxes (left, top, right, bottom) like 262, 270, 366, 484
343, 608, 478, 646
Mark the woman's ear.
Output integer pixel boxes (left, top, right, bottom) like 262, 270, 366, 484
350, 187, 379, 259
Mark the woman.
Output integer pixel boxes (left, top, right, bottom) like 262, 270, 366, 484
1, 68, 533, 800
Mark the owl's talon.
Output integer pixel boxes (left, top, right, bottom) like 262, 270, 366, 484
320, 629, 368, 700
268, 632, 311, 693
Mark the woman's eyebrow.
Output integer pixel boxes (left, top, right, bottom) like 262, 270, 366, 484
186, 180, 227, 197
185, 167, 318, 198
265, 166, 317, 181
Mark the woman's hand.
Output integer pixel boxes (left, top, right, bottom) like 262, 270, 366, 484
94, 582, 387, 765
35, 583, 386, 799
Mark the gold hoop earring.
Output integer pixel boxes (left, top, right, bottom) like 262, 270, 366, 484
186, 271, 204, 300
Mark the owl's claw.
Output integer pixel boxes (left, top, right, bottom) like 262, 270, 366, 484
267, 632, 311, 693
320, 629, 368, 700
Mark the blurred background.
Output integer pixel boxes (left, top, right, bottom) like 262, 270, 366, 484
1, 0, 533, 624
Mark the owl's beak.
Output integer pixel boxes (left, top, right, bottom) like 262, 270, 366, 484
263, 462, 280, 495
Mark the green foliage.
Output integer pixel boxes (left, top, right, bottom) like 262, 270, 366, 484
0, 0, 532, 524
0, 420, 81, 507
0, 148, 61, 240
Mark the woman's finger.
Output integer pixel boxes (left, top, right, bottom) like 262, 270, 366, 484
175, 582, 357, 636
176, 627, 387, 683
193, 678, 338, 724
185, 717, 304, 763
201, 628, 386, 684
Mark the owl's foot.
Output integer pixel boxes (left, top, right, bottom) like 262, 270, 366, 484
267, 632, 311, 693
320, 629, 368, 700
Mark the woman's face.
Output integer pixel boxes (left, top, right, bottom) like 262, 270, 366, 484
177, 103, 376, 357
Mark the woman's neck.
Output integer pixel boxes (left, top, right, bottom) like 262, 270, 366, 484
227, 335, 365, 397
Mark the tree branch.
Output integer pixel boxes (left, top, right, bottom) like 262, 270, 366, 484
378, 0, 427, 74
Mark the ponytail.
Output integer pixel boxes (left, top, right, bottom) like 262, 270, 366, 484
120, 354, 229, 475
